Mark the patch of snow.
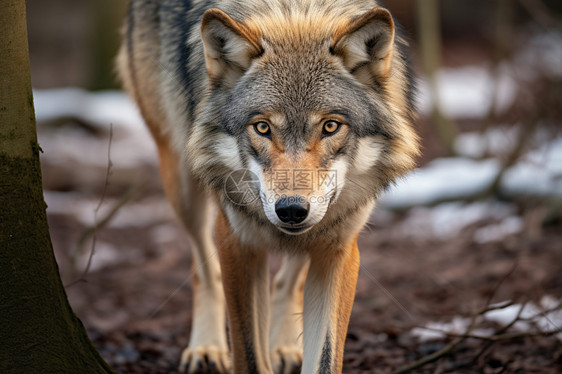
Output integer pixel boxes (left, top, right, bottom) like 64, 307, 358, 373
44, 191, 173, 228
44, 191, 101, 226
397, 201, 514, 240
485, 297, 562, 340
380, 158, 500, 210
74, 241, 120, 272
484, 302, 537, 329
34, 88, 144, 131
473, 216, 524, 244
412, 297, 562, 342
514, 31, 562, 79
455, 125, 562, 160
417, 31, 562, 120
381, 134, 562, 210
34, 88, 157, 168
417, 65, 518, 119
150, 224, 179, 244
411, 316, 494, 342
501, 137, 562, 197
454, 126, 520, 159
538, 296, 562, 340
109, 200, 175, 228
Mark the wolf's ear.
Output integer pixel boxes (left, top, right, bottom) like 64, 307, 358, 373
332, 8, 395, 84
201, 9, 262, 85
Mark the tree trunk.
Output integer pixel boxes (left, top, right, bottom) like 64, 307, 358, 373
416, 0, 458, 156
89, 0, 128, 90
0, 1, 116, 372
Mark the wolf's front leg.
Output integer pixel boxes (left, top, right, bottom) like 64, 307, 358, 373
178, 215, 228, 374
180, 260, 228, 374
216, 210, 274, 374
153, 146, 228, 374
269, 255, 309, 374
301, 238, 360, 374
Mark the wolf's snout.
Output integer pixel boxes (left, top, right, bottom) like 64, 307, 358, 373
275, 196, 309, 224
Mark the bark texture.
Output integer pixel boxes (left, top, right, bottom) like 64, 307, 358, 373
0, 1, 116, 372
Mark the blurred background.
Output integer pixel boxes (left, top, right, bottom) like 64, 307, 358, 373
28, 1, 562, 373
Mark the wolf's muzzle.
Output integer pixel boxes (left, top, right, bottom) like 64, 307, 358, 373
275, 195, 309, 224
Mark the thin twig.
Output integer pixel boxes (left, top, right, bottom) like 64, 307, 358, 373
64, 124, 142, 288
472, 300, 528, 366
391, 260, 521, 373
391, 337, 463, 374
498, 302, 527, 334
485, 261, 519, 307
64, 124, 113, 286
65, 182, 146, 288
520, 303, 562, 322
427, 328, 562, 342
96, 124, 113, 213
392, 311, 481, 374
479, 121, 538, 199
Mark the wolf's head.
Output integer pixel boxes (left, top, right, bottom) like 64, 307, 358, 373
188, 4, 419, 237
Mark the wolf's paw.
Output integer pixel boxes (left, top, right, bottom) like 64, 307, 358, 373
271, 346, 302, 374
179, 346, 230, 374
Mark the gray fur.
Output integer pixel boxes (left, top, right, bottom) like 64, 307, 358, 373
122, 0, 419, 249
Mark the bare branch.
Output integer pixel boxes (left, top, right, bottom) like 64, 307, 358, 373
65, 124, 145, 288
391, 261, 524, 373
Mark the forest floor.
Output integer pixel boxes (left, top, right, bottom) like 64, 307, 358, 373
41, 118, 562, 373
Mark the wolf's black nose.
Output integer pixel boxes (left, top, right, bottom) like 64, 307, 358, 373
275, 196, 309, 224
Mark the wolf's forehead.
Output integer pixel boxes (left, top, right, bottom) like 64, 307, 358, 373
231, 59, 338, 117
242, 12, 362, 109
235, 51, 366, 121
227, 11, 378, 126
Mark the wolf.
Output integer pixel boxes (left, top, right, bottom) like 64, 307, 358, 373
117, 0, 419, 373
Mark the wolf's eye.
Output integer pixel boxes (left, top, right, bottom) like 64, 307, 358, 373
322, 121, 341, 136
254, 122, 271, 138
